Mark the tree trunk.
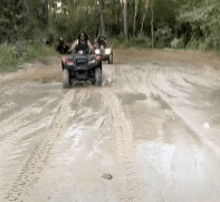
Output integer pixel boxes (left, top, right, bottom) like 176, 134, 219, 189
124, 0, 128, 40
151, 0, 154, 48
140, 0, 149, 34
133, 0, 139, 36
44, 0, 49, 34
99, 0, 105, 36
140, 13, 146, 33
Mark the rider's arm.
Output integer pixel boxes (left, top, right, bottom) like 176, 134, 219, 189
87, 40, 94, 52
103, 38, 107, 44
68, 40, 78, 52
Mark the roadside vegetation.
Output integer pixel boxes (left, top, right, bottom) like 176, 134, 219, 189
0, 43, 57, 73
0, 0, 57, 73
0, 0, 219, 73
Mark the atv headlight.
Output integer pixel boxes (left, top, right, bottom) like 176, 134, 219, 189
67, 60, 74, 65
105, 48, 111, 55
79, 50, 84, 55
95, 49, 100, 55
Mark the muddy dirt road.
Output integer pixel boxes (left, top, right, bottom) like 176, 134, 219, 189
1, 49, 220, 202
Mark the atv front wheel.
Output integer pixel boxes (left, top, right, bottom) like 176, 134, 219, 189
108, 52, 113, 64
95, 68, 102, 86
63, 68, 70, 88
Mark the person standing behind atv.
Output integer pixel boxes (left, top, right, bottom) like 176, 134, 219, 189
56, 37, 69, 54
68, 32, 94, 53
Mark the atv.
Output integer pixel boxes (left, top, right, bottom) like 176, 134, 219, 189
94, 36, 113, 64
61, 49, 102, 88
94, 45, 113, 64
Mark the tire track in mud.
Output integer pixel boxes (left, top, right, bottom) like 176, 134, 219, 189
145, 66, 220, 157
3, 89, 75, 202
101, 88, 143, 202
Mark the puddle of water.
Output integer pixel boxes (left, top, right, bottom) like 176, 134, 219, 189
117, 92, 147, 105
210, 89, 220, 102
0, 82, 62, 122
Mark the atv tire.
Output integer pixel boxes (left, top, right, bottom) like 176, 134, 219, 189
95, 68, 102, 86
108, 52, 113, 64
63, 68, 70, 88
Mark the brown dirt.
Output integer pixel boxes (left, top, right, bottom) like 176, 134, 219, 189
1, 48, 220, 202
114, 49, 220, 70
0, 49, 220, 85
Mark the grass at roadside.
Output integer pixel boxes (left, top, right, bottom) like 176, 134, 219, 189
0, 42, 58, 73
108, 36, 152, 50
108, 37, 220, 53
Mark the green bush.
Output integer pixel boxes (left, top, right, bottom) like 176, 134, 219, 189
0, 44, 21, 73
0, 42, 57, 73
171, 38, 185, 49
178, 2, 220, 51
108, 36, 152, 49
129, 35, 146, 45
108, 37, 125, 49
185, 36, 220, 51
24, 43, 44, 61
185, 39, 208, 51
185, 40, 199, 50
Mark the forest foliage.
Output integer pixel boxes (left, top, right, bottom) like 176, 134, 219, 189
47, 0, 220, 50
0, 0, 219, 71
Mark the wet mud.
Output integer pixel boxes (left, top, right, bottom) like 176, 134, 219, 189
1, 50, 220, 201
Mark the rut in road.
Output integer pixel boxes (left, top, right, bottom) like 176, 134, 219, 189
101, 88, 144, 202
4, 90, 74, 202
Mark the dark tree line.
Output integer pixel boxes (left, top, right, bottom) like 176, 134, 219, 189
0, 0, 48, 44
0, 0, 219, 50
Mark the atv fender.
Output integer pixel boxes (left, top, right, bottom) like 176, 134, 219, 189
61, 56, 67, 70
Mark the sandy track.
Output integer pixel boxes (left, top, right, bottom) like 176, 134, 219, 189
1, 49, 220, 201
0, 49, 220, 86
3, 90, 74, 201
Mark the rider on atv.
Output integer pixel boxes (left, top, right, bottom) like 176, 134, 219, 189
62, 32, 102, 87
94, 35, 113, 64
97, 36, 107, 49
68, 32, 94, 53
